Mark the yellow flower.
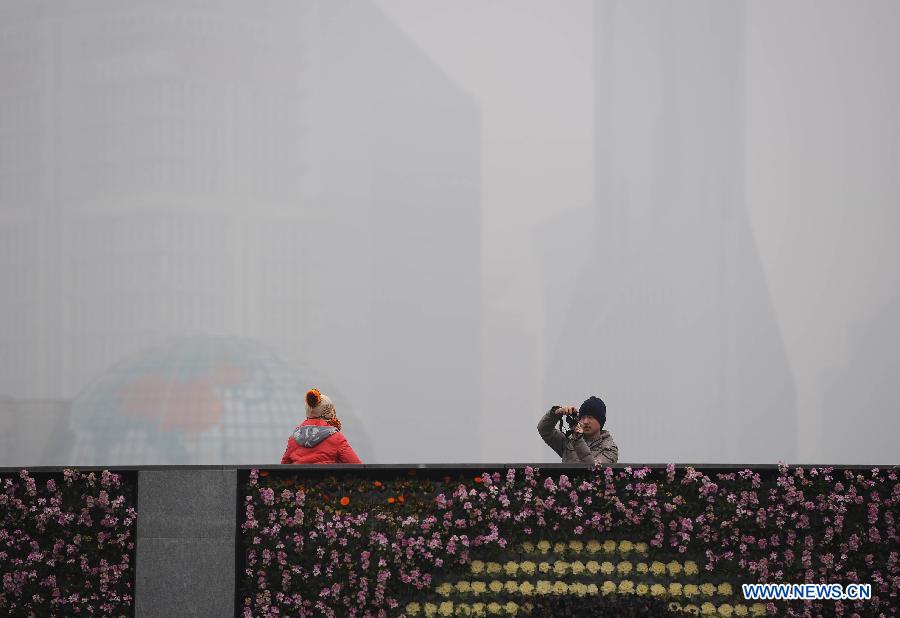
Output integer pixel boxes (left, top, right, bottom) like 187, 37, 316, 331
669, 582, 683, 596
684, 561, 699, 576
407, 602, 421, 616
518, 581, 534, 596
489, 580, 503, 593
650, 561, 667, 577
586, 560, 600, 574
617, 561, 633, 576
651, 584, 667, 597
603, 540, 617, 554
536, 540, 551, 553
486, 562, 502, 575
636, 583, 649, 596
569, 582, 588, 596
568, 540, 584, 552
553, 541, 567, 555
700, 583, 716, 597
424, 603, 438, 618
535, 581, 552, 595
750, 604, 767, 617
586, 540, 602, 554
717, 583, 733, 597
521, 541, 535, 554
601, 581, 616, 595
587, 584, 599, 595
669, 602, 684, 613
635, 542, 649, 555
619, 540, 634, 555
667, 560, 683, 576
684, 605, 700, 616
733, 605, 748, 616
487, 603, 502, 615
618, 580, 635, 594
520, 561, 536, 576
456, 581, 471, 593
439, 601, 454, 617
504, 561, 518, 577
701, 602, 717, 615
504, 602, 519, 616
553, 560, 569, 576
455, 604, 472, 616
718, 604, 734, 617
571, 560, 585, 575
471, 560, 485, 575
437, 583, 453, 597
538, 562, 551, 574
600, 561, 614, 575
504, 581, 518, 594
636, 562, 648, 574
472, 581, 487, 595
553, 581, 568, 594
471, 603, 486, 618
683, 584, 700, 599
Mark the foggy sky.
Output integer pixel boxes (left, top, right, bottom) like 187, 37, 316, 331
1, 0, 897, 466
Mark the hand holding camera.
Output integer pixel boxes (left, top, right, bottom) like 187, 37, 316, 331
571, 419, 585, 439
552, 405, 582, 436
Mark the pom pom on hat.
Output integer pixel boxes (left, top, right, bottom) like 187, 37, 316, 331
305, 387, 341, 430
305, 388, 333, 415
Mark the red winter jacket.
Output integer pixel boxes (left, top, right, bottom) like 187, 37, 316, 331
280, 418, 362, 464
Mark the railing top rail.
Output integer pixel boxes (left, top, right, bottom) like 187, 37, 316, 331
1, 462, 894, 473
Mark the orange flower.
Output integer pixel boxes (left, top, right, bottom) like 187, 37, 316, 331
387, 497, 396, 504
374, 481, 383, 488
340, 496, 350, 506
443, 475, 452, 483
259, 471, 269, 477
282, 478, 295, 486
474, 476, 483, 484
397, 495, 405, 503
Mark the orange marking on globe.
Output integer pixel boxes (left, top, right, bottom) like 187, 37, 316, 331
122, 364, 244, 432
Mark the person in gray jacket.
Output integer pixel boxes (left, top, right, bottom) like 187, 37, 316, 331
537, 395, 618, 464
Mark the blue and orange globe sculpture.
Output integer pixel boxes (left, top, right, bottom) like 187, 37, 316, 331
67, 336, 368, 465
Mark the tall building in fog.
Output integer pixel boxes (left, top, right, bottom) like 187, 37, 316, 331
59, 1, 314, 395
1, 1, 312, 400
0, 2, 61, 399
304, 1, 482, 460
544, 2, 795, 463
0, 0, 481, 463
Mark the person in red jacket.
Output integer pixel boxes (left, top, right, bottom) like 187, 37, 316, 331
281, 388, 362, 464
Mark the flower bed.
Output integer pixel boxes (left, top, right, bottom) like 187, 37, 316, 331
239, 465, 899, 617
0, 469, 137, 615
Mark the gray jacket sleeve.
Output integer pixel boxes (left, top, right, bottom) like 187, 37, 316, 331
571, 437, 595, 464
537, 409, 566, 457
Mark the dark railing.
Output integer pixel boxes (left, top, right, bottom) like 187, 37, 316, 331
2, 463, 896, 617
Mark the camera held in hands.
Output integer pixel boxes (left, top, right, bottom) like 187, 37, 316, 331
552, 405, 581, 436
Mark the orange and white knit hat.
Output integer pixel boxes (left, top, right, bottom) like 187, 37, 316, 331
306, 388, 341, 430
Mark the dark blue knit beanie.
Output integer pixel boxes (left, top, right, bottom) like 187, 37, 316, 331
578, 396, 607, 426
